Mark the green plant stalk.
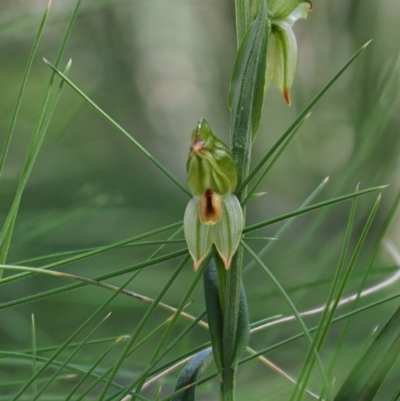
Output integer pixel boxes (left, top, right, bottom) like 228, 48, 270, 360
220, 1, 251, 399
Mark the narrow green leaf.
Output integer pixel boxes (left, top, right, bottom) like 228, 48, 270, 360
334, 305, 400, 401
243, 176, 328, 274
290, 186, 364, 401
0, 60, 71, 275
243, 185, 386, 233
32, 313, 111, 400
241, 240, 332, 400
0, 248, 187, 310
233, 281, 250, 366
97, 254, 190, 400
389, 384, 400, 401
229, 0, 270, 187
1, 221, 183, 285
64, 337, 121, 401
171, 349, 213, 401
43, 59, 191, 197
0, 1, 51, 178
242, 113, 310, 206
0, 0, 85, 278
238, 41, 371, 193
31, 314, 37, 397
203, 261, 224, 375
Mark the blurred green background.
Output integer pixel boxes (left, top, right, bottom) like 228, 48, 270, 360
1, 0, 400, 399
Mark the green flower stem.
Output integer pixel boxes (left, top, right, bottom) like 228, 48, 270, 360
219, 1, 251, 400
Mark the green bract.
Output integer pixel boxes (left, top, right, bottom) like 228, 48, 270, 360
252, 0, 312, 105
186, 118, 237, 197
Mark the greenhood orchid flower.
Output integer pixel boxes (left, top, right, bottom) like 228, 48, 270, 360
252, 0, 312, 105
184, 119, 243, 271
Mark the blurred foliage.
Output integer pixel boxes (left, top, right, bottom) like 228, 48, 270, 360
0, 0, 400, 399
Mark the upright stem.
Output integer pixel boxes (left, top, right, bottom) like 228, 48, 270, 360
220, 1, 251, 400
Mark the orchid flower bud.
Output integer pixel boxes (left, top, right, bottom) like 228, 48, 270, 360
184, 119, 243, 271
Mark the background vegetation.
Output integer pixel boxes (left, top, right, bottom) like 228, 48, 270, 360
0, 0, 399, 399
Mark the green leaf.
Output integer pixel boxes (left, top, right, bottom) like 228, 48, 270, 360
243, 185, 386, 233
228, 0, 270, 150
232, 282, 250, 366
334, 305, 400, 401
0, 0, 51, 179
171, 348, 213, 401
203, 261, 224, 375
44, 59, 191, 198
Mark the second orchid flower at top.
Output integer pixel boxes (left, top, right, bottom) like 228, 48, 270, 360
252, 0, 312, 105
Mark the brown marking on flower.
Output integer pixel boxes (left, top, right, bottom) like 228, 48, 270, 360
191, 135, 206, 153
199, 188, 222, 225
283, 89, 291, 106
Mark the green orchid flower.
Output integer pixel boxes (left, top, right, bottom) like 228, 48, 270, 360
252, 0, 312, 105
184, 119, 243, 271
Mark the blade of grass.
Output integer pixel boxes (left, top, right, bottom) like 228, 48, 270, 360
31, 314, 37, 397
104, 259, 211, 401
0, 60, 71, 276
105, 311, 208, 401
0, 248, 187, 310
252, 261, 400, 333
0, 1, 51, 178
290, 195, 381, 401
8, 233, 182, 401
389, 384, 400, 401
97, 254, 190, 400
65, 339, 119, 401
43, 58, 191, 197
131, 257, 212, 400
73, 316, 178, 401
241, 240, 332, 401
0, 0, 85, 276
0, 221, 183, 285
243, 176, 329, 275
7, 227, 184, 399
243, 185, 385, 234
242, 113, 310, 206
290, 185, 359, 400
13, 239, 186, 267
74, 227, 186, 399
327, 188, 400, 378
237, 41, 372, 193
0, 350, 126, 393
195, 292, 400, 389
33, 313, 112, 400
334, 305, 400, 401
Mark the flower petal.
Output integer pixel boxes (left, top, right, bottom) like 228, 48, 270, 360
184, 198, 214, 271
284, 2, 312, 26
186, 118, 237, 197
213, 195, 243, 270
271, 21, 297, 105
268, 0, 312, 21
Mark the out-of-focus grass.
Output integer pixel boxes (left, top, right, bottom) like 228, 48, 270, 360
1, 0, 400, 400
